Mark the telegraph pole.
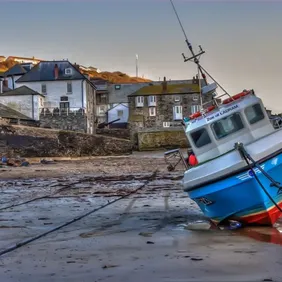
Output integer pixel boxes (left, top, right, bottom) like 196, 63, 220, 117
136, 54, 139, 77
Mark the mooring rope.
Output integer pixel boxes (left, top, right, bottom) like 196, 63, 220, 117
0, 171, 158, 257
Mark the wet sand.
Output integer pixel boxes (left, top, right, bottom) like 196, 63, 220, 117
0, 151, 178, 180
0, 152, 282, 281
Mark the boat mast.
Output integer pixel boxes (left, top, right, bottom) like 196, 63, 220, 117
169, 0, 207, 83
169, 0, 230, 106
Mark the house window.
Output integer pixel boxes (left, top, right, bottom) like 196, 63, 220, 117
211, 112, 244, 140
60, 96, 69, 109
60, 102, 69, 109
174, 96, 180, 102
148, 95, 156, 106
163, 122, 170, 128
136, 96, 144, 107
67, 82, 72, 94
190, 128, 212, 148
41, 84, 47, 94
100, 94, 107, 104
99, 105, 106, 115
173, 105, 183, 120
191, 105, 200, 114
115, 85, 121, 90
65, 68, 72, 75
117, 110, 123, 117
149, 107, 156, 116
192, 95, 199, 101
244, 103, 265, 125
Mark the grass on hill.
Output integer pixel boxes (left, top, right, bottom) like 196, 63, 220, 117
0, 59, 151, 84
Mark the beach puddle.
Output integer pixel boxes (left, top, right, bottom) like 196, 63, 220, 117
175, 219, 282, 246
234, 225, 282, 246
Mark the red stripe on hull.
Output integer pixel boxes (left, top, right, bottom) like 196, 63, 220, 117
233, 202, 282, 226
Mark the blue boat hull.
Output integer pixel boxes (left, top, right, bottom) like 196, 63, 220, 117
186, 152, 282, 225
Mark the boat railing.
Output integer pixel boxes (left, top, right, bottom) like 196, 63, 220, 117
164, 148, 189, 172
270, 117, 282, 130
200, 89, 254, 111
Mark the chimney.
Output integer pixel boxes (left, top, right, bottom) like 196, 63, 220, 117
162, 76, 167, 93
54, 63, 59, 79
0, 78, 3, 94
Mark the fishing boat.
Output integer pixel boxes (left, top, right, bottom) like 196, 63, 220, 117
167, 0, 282, 226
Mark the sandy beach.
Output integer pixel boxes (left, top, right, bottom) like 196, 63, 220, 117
0, 152, 281, 282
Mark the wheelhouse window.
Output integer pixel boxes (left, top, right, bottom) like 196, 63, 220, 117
245, 103, 265, 125
190, 128, 212, 148
211, 112, 244, 140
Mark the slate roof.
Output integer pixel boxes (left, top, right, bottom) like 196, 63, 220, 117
128, 83, 200, 97
106, 103, 128, 113
16, 60, 86, 83
108, 83, 149, 104
21, 64, 33, 72
4, 64, 27, 77
0, 103, 33, 120
0, 86, 44, 97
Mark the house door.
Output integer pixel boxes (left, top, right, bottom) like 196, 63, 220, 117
173, 105, 183, 120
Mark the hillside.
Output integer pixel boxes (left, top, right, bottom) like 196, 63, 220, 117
0, 58, 151, 84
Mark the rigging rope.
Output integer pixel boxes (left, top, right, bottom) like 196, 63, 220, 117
234, 142, 282, 213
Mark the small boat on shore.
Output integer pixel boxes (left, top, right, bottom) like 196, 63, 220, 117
167, 0, 282, 226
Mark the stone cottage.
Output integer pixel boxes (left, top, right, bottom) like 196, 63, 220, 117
128, 77, 213, 150
91, 78, 109, 124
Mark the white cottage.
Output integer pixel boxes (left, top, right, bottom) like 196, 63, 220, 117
0, 82, 44, 120
107, 103, 129, 128
15, 60, 96, 134
16, 60, 95, 111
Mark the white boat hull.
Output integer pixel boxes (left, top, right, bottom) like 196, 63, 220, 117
183, 128, 282, 191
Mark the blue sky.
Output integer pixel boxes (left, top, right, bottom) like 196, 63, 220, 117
1, 0, 282, 112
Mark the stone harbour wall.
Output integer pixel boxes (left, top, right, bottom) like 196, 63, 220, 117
96, 128, 130, 140
39, 111, 87, 133
137, 129, 189, 151
0, 125, 133, 158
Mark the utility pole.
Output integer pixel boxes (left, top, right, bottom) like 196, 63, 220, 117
136, 54, 139, 77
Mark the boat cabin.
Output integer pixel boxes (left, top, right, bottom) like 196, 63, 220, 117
184, 91, 275, 163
